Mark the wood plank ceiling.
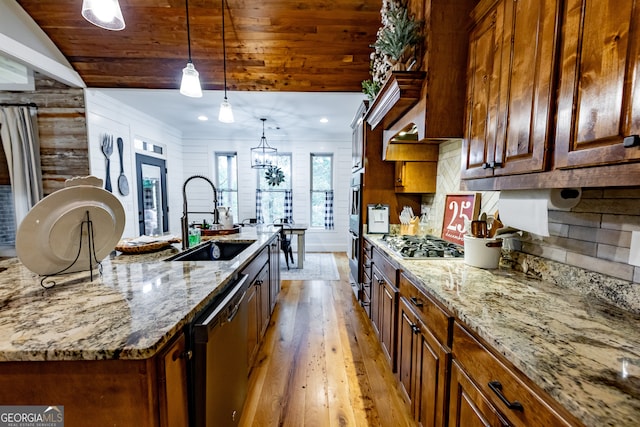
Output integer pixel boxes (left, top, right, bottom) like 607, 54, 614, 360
16, 0, 383, 93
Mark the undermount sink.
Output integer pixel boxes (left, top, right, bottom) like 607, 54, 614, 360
165, 240, 255, 262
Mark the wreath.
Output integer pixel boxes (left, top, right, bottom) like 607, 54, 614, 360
265, 165, 285, 186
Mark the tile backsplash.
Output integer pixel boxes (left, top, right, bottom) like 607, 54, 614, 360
424, 140, 640, 310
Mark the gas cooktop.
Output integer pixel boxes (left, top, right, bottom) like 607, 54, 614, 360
380, 234, 464, 259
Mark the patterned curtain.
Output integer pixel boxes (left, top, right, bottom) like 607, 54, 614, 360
284, 190, 293, 223
255, 189, 264, 223
324, 190, 334, 229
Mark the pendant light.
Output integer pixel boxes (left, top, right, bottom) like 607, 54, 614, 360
81, 0, 125, 31
180, 0, 203, 98
251, 119, 277, 168
218, 0, 234, 122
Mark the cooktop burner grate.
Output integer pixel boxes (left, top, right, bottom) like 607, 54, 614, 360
380, 234, 464, 259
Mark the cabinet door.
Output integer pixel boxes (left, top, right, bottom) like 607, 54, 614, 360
448, 360, 509, 427
269, 239, 280, 313
394, 161, 437, 193
258, 266, 270, 337
398, 297, 451, 427
158, 332, 189, 427
370, 265, 384, 336
461, 3, 506, 179
493, 0, 559, 176
380, 278, 398, 370
246, 282, 259, 368
555, 0, 640, 168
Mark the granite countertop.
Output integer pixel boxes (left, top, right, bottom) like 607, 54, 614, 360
0, 227, 277, 362
366, 234, 640, 427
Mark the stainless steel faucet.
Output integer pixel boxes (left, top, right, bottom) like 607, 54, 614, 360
181, 175, 219, 249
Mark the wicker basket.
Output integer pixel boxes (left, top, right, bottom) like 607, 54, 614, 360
116, 237, 181, 254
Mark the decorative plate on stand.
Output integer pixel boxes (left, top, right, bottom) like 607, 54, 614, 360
16, 177, 125, 275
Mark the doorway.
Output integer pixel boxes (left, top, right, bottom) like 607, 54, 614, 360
135, 154, 168, 236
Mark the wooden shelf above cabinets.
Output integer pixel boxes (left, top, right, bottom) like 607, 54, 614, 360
365, 71, 426, 130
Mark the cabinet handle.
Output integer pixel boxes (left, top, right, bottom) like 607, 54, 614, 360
411, 324, 420, 334
173, 350, 192, 361
623, 135, 640, 148
488, 381, 524, 411
410, 296, 423, 307
482, 162, 491, 169
489, 161, 502, 169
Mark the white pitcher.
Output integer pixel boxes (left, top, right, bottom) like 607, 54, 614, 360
218, 207, 234, 229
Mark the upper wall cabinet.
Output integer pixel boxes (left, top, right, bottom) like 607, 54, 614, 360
461, 0, 560, 179
555, 0, 640, 168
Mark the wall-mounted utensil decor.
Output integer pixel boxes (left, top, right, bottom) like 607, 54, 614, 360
101, 134, 113, 192
116, 137, 129, 195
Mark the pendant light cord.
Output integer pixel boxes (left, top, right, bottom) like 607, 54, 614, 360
222, 0, 228, 99
185, 0, 193, 62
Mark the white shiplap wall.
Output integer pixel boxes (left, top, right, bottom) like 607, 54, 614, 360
84, 91, 350, 252
84, 90, 184, 238
182, 137, 351, 253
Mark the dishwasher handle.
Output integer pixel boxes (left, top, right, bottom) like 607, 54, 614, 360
193, 274, 249, 343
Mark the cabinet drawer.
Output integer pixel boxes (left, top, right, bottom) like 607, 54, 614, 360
363, 238, 373, 253
452, 322, 578, 427
372, 247, 398, 285
399, 273, 453, 347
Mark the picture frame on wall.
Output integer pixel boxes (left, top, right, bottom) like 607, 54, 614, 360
441, 193, 481, 245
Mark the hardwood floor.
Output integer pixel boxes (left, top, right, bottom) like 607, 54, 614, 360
240, 253, 415, 427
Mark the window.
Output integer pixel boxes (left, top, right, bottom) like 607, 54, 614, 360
215, 152, 238, 216
310, 153, 334, 228
256, 154, 291, 224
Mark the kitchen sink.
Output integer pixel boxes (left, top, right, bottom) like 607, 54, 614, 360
165, 240, 255, 262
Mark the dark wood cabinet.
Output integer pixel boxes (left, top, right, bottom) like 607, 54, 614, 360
462, 0, 559, 180
448, 360, 509, 427
243, 240, 279, 370
361, 238, 373, 317
158, 332, 190, 427
398, 297, 451, 427
269, 238, 280, 313
555, 0, 640, 169
462, 0, 504, 180
371, 246, 399, 370
397, 273, 453, 427
450, 322, 580, 427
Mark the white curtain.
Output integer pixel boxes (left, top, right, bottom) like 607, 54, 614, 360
0, 106, 43, 226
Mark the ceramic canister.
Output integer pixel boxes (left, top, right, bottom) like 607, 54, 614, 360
463, 235, 502, 269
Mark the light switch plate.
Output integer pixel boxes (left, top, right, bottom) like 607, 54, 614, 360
629, 231, 640, 267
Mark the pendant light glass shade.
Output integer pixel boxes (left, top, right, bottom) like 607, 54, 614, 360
180, 62, 203, 98
218, 97, 234, 123
179, 0, 202, 98
82, 0, 126, 31
218, 0, 234, 122
251, 119, 278, 169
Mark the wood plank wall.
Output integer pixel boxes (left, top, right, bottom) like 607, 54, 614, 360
0, 72, 89, 195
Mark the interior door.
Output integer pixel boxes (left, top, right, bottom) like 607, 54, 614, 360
135, 154, 168, 236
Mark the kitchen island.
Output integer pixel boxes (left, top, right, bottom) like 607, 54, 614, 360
366, 234, 640, 427
0, 227, 279, 426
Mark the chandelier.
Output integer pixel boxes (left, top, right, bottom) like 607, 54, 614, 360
251, 119, 277, 169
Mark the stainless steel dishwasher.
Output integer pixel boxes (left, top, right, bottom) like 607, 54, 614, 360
191, 274, 249, 427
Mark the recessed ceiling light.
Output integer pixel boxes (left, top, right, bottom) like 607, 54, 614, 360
198, 115, 208, 121
320, 117, 329, 123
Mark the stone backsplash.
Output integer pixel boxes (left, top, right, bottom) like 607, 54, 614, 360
420, 139, 640, 314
